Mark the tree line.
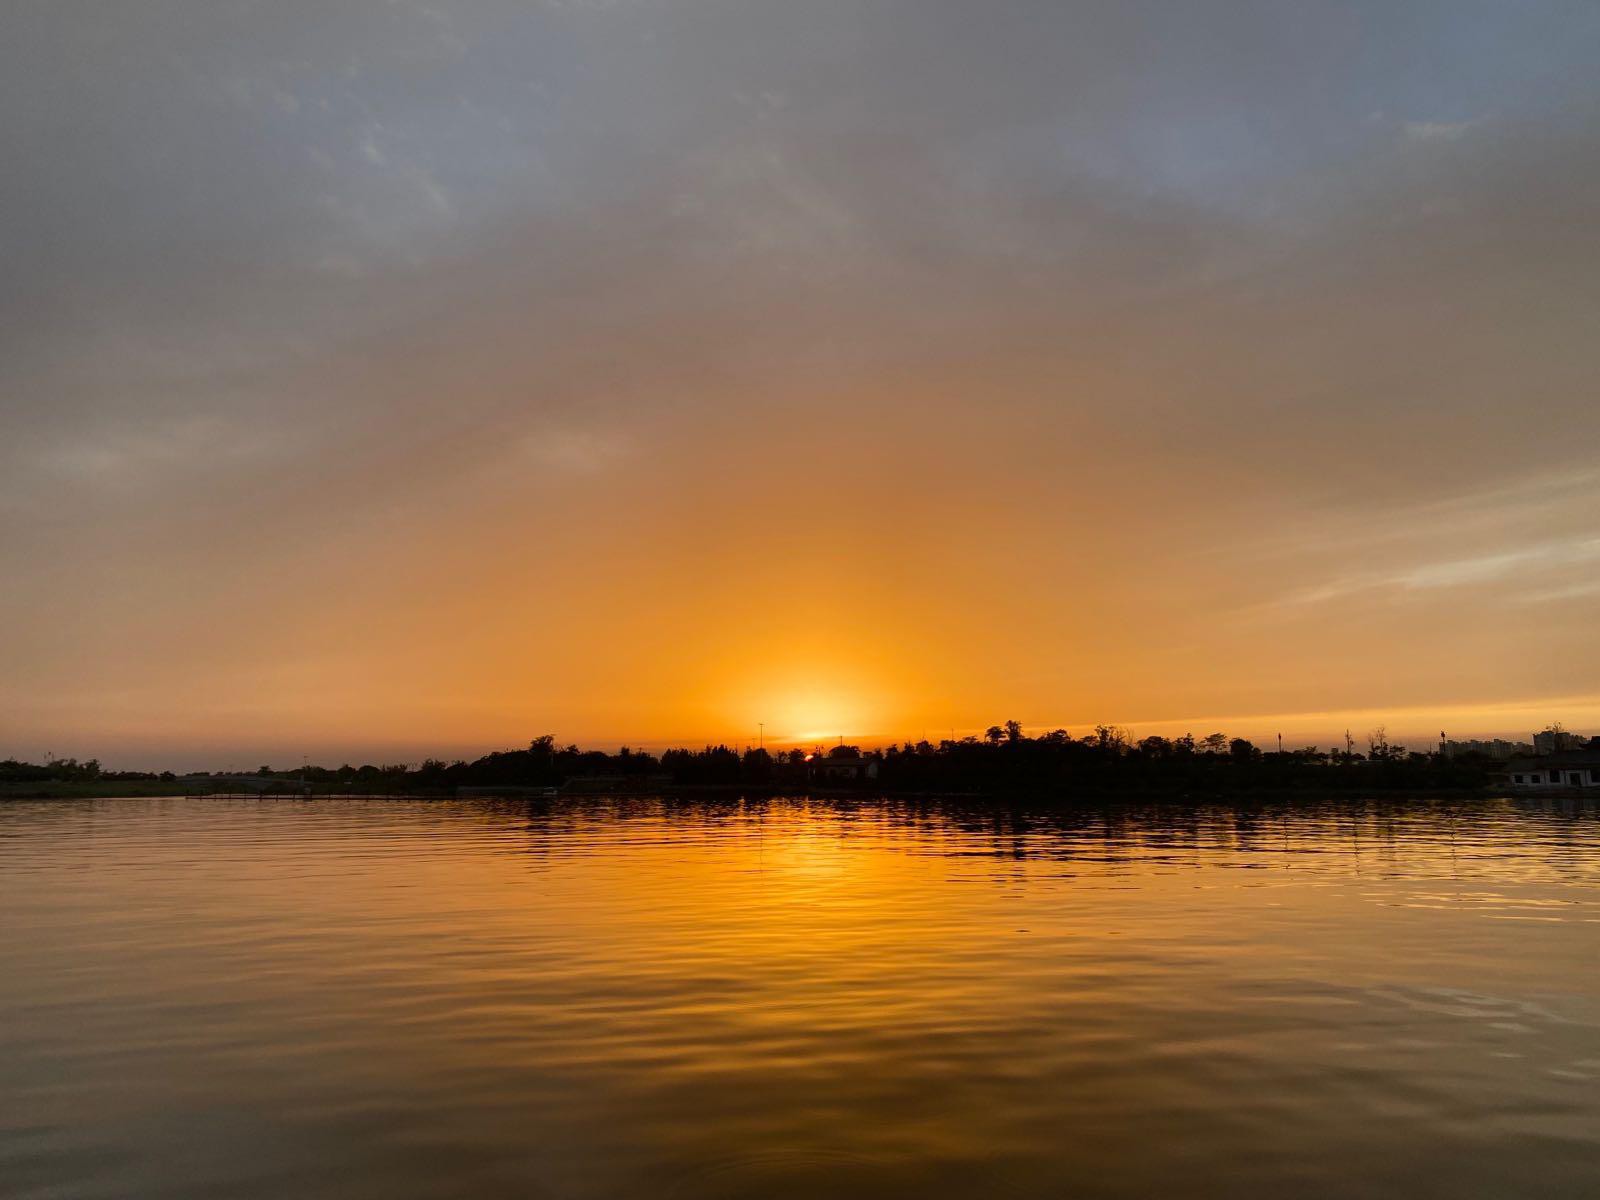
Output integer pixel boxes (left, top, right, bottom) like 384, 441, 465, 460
0, 757, 178, 784
4, 723, 1505, 795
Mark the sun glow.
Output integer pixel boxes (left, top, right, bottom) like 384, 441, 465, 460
716, 673, 895, 749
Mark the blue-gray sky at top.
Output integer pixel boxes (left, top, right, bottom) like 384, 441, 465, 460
2, 2, 1598, 766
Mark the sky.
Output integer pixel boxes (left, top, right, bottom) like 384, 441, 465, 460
3, 1, 1599, 768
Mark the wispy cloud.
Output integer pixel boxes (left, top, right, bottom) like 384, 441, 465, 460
1106, 692, 1600, 747
523, 429, 631, 475
1404, 119, 1479, 143
1284, 536, 1600, 606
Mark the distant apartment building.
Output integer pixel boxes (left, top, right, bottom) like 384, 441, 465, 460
1442, 738, 1533, 760
1533, 728, 1590, 755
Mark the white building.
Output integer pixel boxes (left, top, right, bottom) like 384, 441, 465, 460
1505, 751, 1600, 789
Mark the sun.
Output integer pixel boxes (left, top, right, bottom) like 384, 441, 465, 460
754, 684, 880, 746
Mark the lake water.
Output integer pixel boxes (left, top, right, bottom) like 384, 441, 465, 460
2, 795, 1599, 1198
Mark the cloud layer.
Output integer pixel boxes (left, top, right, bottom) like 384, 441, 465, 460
3, 1, 1599, 764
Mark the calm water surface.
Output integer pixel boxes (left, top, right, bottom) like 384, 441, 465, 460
3, 795, 1599, 1198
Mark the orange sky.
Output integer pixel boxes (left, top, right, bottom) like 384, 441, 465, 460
2, 4, 1598, 767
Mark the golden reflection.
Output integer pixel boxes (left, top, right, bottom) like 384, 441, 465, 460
6, 797, 1600, 1197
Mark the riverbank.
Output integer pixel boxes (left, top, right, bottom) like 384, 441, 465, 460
0, 780, 209, 800
0, 780, 1527, 803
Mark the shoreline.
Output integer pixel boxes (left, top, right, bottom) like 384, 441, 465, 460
3, 782, 1576, 804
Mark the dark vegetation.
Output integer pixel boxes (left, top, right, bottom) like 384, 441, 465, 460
0, 757, 178, 784
2, 724, 1511, 798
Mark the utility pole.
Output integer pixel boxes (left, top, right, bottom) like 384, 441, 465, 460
759, 723, 764, 751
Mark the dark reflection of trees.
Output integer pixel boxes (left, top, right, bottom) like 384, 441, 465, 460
452, 793, 1600, 882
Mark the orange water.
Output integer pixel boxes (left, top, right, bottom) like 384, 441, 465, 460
2, 795, 1598, 1198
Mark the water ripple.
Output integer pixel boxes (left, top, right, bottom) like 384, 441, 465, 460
2, 796, 1599, 1197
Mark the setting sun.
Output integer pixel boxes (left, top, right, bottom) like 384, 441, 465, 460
720, 671, 897, 749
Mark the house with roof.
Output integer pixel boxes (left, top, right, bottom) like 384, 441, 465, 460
807, 750, 880, 784
1504, 748, 1600, 789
